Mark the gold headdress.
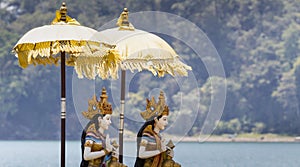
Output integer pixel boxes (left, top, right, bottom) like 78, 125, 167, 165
140, 91, 169, 121
82, 87, 113, 120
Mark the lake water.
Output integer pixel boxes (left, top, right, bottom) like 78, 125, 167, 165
1, 140, 299, 167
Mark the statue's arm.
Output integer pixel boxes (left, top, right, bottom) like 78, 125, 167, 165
138, 139, 163, 159
83, 139, 107, 160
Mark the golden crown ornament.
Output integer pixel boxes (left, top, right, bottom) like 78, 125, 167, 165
140, 91, 169, 121
82, 87, 113, 120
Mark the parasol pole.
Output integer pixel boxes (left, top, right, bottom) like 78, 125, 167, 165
59, 3, 67, 167
118, 8, 132, 163
61, 51, 66, 167
119, 70, 126, 163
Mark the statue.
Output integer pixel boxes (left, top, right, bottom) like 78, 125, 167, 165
134, 91, 181, 167
80, 87, 127, 167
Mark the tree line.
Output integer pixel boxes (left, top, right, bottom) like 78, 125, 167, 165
0, 0, 299, 140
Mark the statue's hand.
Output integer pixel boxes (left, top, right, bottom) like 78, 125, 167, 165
160, 135, 167, 152
160, 142, 167, 152
105, 134, 113, 152
167, 148, 174, 158
112, 146, 119, 158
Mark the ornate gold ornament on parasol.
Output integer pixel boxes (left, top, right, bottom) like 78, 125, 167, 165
12, 2, 117, 167
95, 8, 192, 162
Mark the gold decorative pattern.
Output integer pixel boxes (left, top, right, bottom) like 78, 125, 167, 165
84, 140, 93, 147
140, 91, 169, 121
82, 87, 113, 120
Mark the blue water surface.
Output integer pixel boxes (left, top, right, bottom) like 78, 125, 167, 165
1, 141, 299, 167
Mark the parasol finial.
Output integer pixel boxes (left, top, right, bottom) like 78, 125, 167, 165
60, 2, 68, 22
51, 2, 80, 25
117, 7, 134, 30
121, 8, 129, 26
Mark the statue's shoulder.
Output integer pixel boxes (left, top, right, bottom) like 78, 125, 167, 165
85, 124, 102, 142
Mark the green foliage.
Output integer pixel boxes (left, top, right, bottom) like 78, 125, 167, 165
1, 0, 300, 139
0, 28, 22, 116
252, 122, 265, 134
214, 118, 241, 135
214, 118, 266, 135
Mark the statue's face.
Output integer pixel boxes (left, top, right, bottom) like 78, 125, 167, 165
156, 115, 168, 131
99, 114, 112, 131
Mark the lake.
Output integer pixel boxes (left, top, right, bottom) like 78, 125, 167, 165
1, 141, 299, 167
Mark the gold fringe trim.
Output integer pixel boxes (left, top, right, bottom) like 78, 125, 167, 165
74, 49, 121, 80
120, 58, 192, 77
14, 40, 191, 79
14, 40, 96, 68
13, 40, 123, 80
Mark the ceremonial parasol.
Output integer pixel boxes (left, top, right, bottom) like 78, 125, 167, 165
12, 3, 116, 167
93, 8, 192, 162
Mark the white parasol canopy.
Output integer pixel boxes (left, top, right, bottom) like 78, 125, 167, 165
97, 27, 191, 77
13, 23, 114, 78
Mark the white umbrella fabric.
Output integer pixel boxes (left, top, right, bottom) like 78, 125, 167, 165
13, 19, 112, 77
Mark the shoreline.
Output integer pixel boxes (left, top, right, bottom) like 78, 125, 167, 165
1, 134, 299, 143
124, 135, 300, 143
182, 136, 298, 143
